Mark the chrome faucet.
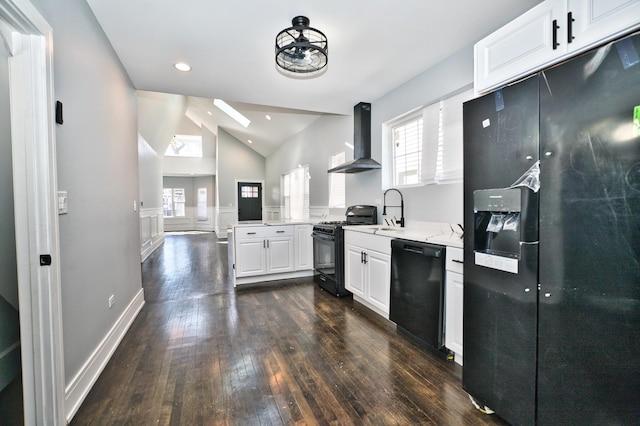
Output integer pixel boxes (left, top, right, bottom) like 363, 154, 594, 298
382, 188, 405, 227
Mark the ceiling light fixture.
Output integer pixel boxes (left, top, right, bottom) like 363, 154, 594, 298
248, 139, 253, 144
275, 16, 328, 75
265, 115, 272, 121
174, 62, 191, 72
213, 98, 250, 128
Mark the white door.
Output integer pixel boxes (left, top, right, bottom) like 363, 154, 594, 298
0, 2, 65, 424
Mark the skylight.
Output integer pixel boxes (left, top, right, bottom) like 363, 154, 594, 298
213, 98, 251, 128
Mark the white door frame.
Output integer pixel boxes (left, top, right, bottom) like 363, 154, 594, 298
1, 0, 65, 424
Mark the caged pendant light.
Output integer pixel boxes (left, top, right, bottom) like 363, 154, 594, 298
275, 16, 328, 75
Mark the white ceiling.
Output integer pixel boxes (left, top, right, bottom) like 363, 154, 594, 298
87, 0, 542, 156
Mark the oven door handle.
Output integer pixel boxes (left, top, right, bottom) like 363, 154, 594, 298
311, 232, 335, 241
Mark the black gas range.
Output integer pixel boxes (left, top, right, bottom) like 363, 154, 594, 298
311, 205, 377, 296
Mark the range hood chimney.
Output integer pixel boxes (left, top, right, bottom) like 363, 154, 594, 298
328, 102, 381, 173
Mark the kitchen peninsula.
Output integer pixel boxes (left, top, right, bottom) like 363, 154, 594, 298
229, 221, 315, 286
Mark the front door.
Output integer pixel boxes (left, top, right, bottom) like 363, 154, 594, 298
237, 182, 262, 221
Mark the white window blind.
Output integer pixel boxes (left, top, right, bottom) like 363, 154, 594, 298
328, 152, 345, 208
163, 188, 186, 217
282, 166, 309, 220
392, 115, 423, 186
197, 187, 207, 220
420, 87, 474, 185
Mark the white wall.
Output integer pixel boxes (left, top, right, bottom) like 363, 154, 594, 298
137, 91, 188, 154
31, 0, 143, 416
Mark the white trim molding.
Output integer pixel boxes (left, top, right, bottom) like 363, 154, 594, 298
140, 207, 164, 262
64, 289, 145, 423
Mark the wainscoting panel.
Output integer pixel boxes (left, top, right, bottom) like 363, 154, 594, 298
140, 208, 164, 262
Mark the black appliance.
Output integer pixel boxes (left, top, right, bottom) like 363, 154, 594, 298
327, 103, 381, 173
312, 205, 377, 296
389, 239, 448, 356
463, 31, 640, 425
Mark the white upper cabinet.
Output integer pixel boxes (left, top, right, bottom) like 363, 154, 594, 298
475, 0, 640, 93
568, 0, 640, 49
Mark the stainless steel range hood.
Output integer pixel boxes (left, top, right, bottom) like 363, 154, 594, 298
328, 102, 381, 173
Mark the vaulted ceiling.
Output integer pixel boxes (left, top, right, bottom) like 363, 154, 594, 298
87, 0, 542, 156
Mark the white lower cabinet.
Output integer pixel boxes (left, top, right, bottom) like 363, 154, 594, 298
234, 225, 294, 278
344, 231, 392, 317
294, 224, 313, 271
445, 246, 464, 365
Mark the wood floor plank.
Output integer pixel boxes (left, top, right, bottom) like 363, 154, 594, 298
70, 232, 509, 425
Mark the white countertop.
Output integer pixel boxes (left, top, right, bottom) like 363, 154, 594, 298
232, 219, 316, 228
343, 222, 464, 248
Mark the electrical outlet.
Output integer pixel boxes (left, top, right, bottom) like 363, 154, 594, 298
108, 295, 115, 308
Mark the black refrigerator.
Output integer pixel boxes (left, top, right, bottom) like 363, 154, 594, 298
463, 30, 640, 425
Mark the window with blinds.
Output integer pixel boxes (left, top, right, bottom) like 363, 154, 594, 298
392, 116, 423, 186
282, 165, 309, 220
328, 152, 345, 208
196, 187, 207, 220
388, 87, 473, 187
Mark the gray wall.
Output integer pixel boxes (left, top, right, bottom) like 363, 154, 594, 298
357, 45, 474, 225
265, 114, 350, 212
265, 45, 474, 225
32, 0, 143, 385
216, 128, 265, 207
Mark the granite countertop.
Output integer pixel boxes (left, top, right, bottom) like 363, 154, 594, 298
343, 222, 464, 249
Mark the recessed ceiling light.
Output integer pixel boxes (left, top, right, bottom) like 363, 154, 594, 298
213, 98, 251, 128
265, 115, 272, 121
174, 62, 191, 72
345, 142, 354, 149
207, 111, 212, 115
248, 139, 253, 144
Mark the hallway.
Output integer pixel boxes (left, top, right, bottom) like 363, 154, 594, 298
71, 233, 507, 425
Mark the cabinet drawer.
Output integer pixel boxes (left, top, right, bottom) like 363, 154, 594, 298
235, 225, 293, 239
344, 231, 392, 255
235, 227, 267, 239
446, 246, 464, 274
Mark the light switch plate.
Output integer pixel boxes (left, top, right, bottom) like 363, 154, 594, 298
58, 191, 68, 214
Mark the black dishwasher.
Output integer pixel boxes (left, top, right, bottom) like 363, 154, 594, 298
390, 239, 446, 354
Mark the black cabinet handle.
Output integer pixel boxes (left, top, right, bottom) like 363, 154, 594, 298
452, 259, 464, 264
567, 12, 575, 44
552, 19, 560, 50
276, 230, 285, 233
363, 252, 368, 264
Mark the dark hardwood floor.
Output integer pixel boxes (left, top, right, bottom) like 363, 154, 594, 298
71, 232, 508, 425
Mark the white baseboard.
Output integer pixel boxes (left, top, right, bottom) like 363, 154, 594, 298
64, 288, 145, 422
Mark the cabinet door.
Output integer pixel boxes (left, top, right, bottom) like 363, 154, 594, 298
344, 244, 365, 298
366, 250, 391, 315
294, 225, 313, 270
568, 0, 640, 51
267, 237, 294, 273
445, 270, 464, 363
475, 0, 563, 93
235, 239, 266, 277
